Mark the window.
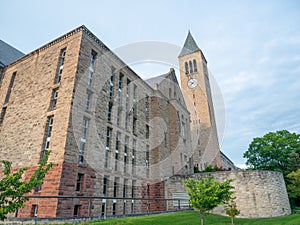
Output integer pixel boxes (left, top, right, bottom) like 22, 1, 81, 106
126, 79, 131, 109
109, 67, 115, 100
146, 145, 149, 177
125, 113, 129, 130
124, 136, 129, 173
105, 127, 112, 150
50, 89, 58, 110
118, 73, 124, 104
103, 176, 108, 196
85, 91, 91, 111
131, 180, 136, 198
31, 204, 38, 217
117, 109, 121, 126
101, 203, 106, 218
145, 125, 149, 139
123, 179, 128, 198
169, 88, 172, 98
132, 139, 136, 175
4, 72, 16, 104
112, 203, 116, 215
73, 205, 80, 217
181, 122, 185, 137
185, 62, 189, 74
88, 50, 97, 86
107, 102, 113, 122
133, 84, 137, 102
115, 132, 121, 171
145, 95, 149, 121
193, 59, 197, 72
132, 117, 137, 135
164, 132, 167, 147
55, 48, 66, 84
78, 118, 89, 164
76, 173, 84, 191
42, 116, 54, 157
189, 61, 193, 73
0, 107, 7, 126
113, 178, 118, 197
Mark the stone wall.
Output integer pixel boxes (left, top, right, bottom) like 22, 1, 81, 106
164, 171, 291, 218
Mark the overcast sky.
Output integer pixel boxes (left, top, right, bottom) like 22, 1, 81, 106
1, 0, 300, 167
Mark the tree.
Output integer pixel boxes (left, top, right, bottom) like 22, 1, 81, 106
287, 169, 300, 199
0, 151, 53, 220
243, 130, 300, 176
224, 196, 240, 225
184, 176, 234, 225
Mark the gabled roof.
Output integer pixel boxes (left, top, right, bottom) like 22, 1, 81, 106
178, 31, 201, 58
0, 39, 25, 67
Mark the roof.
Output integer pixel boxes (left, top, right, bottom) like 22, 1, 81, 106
0, 39, 25, 67
145, 74, 166, 87
178, 31, 201, 58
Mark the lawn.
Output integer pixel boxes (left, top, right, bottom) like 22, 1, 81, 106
80, 211, 300, 225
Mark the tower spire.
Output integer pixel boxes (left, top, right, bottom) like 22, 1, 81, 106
178, 30, 201, 58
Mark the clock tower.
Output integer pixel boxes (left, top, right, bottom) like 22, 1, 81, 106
178, 31, 221, 169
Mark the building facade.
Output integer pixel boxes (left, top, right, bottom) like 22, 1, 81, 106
0, 26, 234, 218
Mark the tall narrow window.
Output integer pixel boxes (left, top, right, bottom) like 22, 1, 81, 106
126, 79, 131, 110
85, 91, 91, 111
73, 205, 80, 217
113, 178, 118, 198
125, 113, 129, 130
105, 127, 112, 150
117, 109, 121, 126
145, 95, 149, 121
132, 117, 137, 135
112, 203, 116, 215
76, 173, 84, 191
124, 136, 129, 173
123, 179, 128, 198
181, 122, 185, 137
101, 203, 106, 218
42, 116, 54, 157
103, 176, 108, 196
88, 50, 97, 86
107, 102, 113, 122
109, 67, 115, 100
146, 145, 149, 178
0, 107, 7, 126
31, 205, 38, 217
55, 48, 66, 84
118, 73, 124, 104
78, 118, 89, 164
105, 128, 111, 172
5, 72, 16, 104
145, 125, 149, 139
115, 132, 121, 171
189, 61, 193, 73
132, 139, 136, 175
193, 59, 197, 72
185, 62, 189, 74
50, 89, 58, 110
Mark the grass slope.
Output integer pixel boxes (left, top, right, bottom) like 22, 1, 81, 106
81, 211, 300, 225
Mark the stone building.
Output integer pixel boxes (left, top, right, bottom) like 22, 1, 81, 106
0, 25, 234, 218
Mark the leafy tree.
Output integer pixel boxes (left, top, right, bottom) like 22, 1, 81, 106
0, 151, 53, 220
184, 176, 234, 225
287, 169, 300, 199
224, 196, 240, 225
243, 130, 300, 176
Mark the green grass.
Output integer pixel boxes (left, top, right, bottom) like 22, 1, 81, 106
79, 211, 300, 225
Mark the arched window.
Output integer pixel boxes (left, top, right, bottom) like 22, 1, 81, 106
185, 62, 189, 74
193, 59, 197, 72
189, 61, 193, 73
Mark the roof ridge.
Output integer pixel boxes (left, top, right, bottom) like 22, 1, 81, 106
178, 31, 201, 58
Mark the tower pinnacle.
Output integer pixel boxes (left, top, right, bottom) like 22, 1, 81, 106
178, 31, 201, 58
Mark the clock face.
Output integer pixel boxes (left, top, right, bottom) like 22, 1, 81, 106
188, 78, 198, 89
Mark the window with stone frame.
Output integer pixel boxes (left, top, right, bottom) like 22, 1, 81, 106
88, 50, 97, 87
193, 59, 197, 72
55, 48, 66, 84
76, 173, 84, 192
50, 88, 59, 110
78, 118, 89, 164
42, 116, 54, 158
185, 62, 189, 74
109, 67, 115, 100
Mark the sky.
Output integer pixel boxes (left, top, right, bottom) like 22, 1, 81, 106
1, 0, 300, 167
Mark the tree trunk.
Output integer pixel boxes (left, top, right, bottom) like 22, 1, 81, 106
200, 212, 204, 225
231, 216, 234, 225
